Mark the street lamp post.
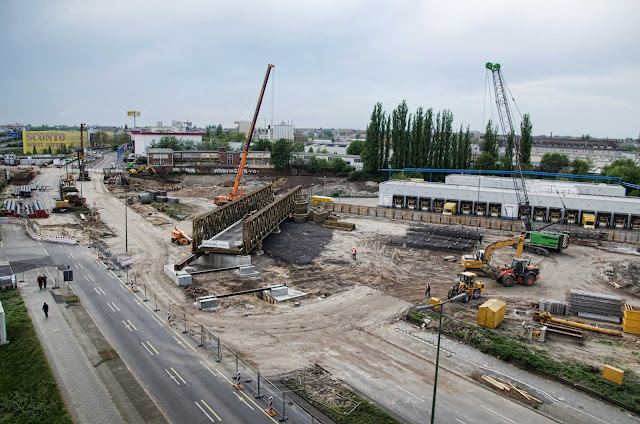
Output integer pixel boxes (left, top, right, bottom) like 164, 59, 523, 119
415, 293, 468, 424
125, 186, 128, 253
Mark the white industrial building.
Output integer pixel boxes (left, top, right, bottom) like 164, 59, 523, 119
130, 130, 204, 156
379, 175, 640, 229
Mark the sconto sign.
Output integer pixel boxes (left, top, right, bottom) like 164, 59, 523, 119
22, 131, 88, 154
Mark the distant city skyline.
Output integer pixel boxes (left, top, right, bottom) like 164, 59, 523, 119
1, 1, 639, 139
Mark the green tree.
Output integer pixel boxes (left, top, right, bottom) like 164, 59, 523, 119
251, 139, 273, 152
519, 114, 533, 165
538, 153, 570, 173
150, 136, 184, 150
216, 124, 223, 136
329, 157, 351, 174
421, 108, 433, 167
391, 100, 409, 169
271, 138, 292, 171
308, 147, 314, 153
322, 129, 333, 139
383, 114, 391, 169
124, 124, 128, 130
410, 107, 424, 168
355, 133, 361, 139
362, 103, 384, 172
481, 120, 499, 160
47, 146, 52, 155
291, 142, 305, 152
474, 152, 498, 170
32, 146, 37, 155
347, 139, 364, 155
603, 159, 640, 195
620, 144, 638, 152
462, 126, 472, 169
308, 156, 329, 173
570, 158, 592, 175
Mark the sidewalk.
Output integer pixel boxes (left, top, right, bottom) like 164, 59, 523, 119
19, 271, 125, 424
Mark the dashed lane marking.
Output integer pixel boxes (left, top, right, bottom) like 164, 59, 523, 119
394, 384, 426, 402
111, 302, 120, 312
94, 287, 103, 296
123, 320, 133, 332
88, 274, 94, 282
173, 335, 187, 349
171, 367, 187, 385
151, 315, 164, 327
169, 327, 197, 352
195, 401, 215, 423
146, 341, 159, 355
118, 284, 128, 292
98, 287, 105, 295
165, 368, 180, 385
141, 342, 154, 356
127, 320, 137, 331
233, 391, 254, 410
107, 303, 115, 312
481, 405, 517, 423
200, 400, 222, 422
213, 367, 278, 423
456, 419, 467, 424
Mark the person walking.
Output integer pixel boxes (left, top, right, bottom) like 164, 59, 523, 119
42, 302, 49, 318
37, 275, 43, 290
425, 282, 431, 298
351, 246, 357, 260
43, 274, 47, 289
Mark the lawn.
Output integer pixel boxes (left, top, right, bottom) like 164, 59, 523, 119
0, 289, 72, 423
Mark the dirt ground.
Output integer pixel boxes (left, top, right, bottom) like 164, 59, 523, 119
10, 168, 640, 395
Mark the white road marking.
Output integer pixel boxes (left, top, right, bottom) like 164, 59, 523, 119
88, 274, 94, 281
146, 341, 159, 355
98, 287, 105, 295
233, 391, 254, 410
107, 303, 115, 312
59, 245, 64, 250
141, 342, 154, 356
85, 275, 90, 281
119, 284, 127, 292
111, 302, 120, 311
200, 400, 222, 422
195, 402, 215, 422
481, 405, 517, 423
75, 263, 80, 269
39, 242, 50, 257
123, 320, 132, 331
171, 367, 187, 385
127, 320, 137, 331
394, 384, 426, 402
94, 287, 102, 295
173, 335, 186, 349
77, 262, 84, 269
135, 299, 143, 308
165, 368, 180, 385
69, 253, 75, 259
151, 315, 164, 327
456, 419, 467, 424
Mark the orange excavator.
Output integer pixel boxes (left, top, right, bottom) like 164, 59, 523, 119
170, 227, 192, 245
215, 64, 274, 206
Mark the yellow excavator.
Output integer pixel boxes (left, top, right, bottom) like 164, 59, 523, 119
461, 234, 525, 277
129, 165, 157, 175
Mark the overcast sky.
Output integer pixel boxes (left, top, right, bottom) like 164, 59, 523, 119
1, 0, 639, 139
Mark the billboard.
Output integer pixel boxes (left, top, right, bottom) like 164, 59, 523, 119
127, 111, 140, 117
23, 131, 89, 154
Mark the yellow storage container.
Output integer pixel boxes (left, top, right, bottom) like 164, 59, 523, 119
602, 365, 624, 385
478, 299, 506, 329
430, 297, 444, 310
623, 306, 640, 335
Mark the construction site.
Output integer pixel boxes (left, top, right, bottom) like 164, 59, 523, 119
2, 64, 640, 424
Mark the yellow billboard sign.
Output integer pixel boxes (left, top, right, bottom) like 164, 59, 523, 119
127, 111, 140, 117
23, 131, 89, 154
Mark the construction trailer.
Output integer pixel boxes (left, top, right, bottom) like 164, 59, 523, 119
379, 175, 640, 230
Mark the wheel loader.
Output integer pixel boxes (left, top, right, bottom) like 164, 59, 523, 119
447, 271, 484, 303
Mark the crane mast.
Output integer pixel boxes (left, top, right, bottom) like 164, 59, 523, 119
485, 62, 532, 231
216, 64, 274, 205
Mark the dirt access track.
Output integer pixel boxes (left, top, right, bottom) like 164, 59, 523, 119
25, 167, 640, 422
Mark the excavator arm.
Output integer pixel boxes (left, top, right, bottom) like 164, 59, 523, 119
483, 234, 525, 264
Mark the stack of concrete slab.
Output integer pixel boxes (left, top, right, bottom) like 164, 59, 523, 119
166, 197, 180, 204
156, 196, 168, 203
539, 299, 569, 315
313, 209, 330, 224
569, 290, 623, 320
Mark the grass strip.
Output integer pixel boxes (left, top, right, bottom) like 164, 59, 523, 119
0, 289, 72, 424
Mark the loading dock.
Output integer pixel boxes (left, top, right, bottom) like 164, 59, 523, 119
434, 199, 445, 212
475, 203, 487, 216
596, 212, 611, 228
489, 203, 501, 217
460, 201, 473, 214
418, 197, 431, 211
406, 196, 417, 210
534, 207, 547, 222
393, 195, 404, 208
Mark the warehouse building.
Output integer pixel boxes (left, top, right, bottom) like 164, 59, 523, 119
379, 175, 640, 230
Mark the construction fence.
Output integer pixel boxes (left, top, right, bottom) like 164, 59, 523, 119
324, 203, 640, 245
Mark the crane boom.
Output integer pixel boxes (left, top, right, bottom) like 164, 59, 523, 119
215, 64, 274, 206
485, 62, 532, 231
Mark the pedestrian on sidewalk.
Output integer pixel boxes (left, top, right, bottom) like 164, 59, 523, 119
425, 282, 431, 297
43, 274, 47, 289
42, 302, 49, 318
38, 275, 43, 290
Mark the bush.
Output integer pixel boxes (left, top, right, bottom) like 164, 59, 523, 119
348, 170, 367, 181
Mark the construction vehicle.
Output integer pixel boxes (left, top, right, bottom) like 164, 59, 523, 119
522, 231, 569, 255
496, 257, 540, 287
271, 178, 287, 194
215, 64, 274, 206
52, 199, 70, 213
461, 234, 525, 275
448, 271, 484, 303
129, 165, 157, 175
170, 227, 192, 245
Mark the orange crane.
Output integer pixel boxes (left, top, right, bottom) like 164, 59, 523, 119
215, 64, 274, 206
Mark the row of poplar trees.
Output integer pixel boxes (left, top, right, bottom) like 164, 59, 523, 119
361, 101, 472, 173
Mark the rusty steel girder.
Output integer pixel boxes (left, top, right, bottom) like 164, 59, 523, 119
192, 185, 274, 253
242, 186, 303, 254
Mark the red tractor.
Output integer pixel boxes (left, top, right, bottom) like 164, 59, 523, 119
496, 258, 540, 287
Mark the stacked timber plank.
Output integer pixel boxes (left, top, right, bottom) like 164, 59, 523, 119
623, 305, 640, 335
474, 373, 542, 406
569, 290, 623, 319
322, 217, 355, 231
539, 299, 569, 315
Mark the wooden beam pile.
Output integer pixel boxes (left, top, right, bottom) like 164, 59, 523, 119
322, 220, 356, 231
479, 374, 542, 405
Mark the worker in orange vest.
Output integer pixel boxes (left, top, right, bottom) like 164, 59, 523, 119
425, 282, 431, 297
351, 246, 357, 260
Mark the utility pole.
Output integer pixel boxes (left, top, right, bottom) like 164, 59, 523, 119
79, 123, 85, 199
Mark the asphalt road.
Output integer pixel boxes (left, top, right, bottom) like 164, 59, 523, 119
2, 224, 294, 423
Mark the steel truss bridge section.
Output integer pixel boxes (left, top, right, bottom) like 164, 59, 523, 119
192, 185, 303, 255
